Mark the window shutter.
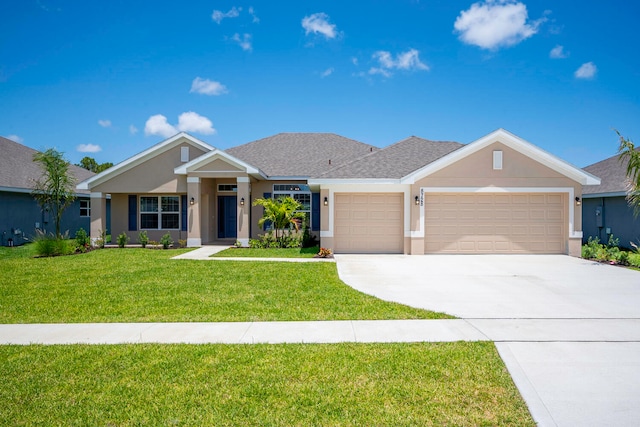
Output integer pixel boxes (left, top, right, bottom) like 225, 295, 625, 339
311, 193, 320, 231
263, 192, 271, 231
128, 195, 137, 231
181, 195, 187, 231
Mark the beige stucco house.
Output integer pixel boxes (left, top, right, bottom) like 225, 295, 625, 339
77, 129, 600, 256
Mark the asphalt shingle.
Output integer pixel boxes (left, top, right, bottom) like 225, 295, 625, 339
0, 136, 94, 193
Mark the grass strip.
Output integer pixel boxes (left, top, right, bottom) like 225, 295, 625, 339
212, 246, 319, 258
0, 247, 450, 322
0, 342, 533, 426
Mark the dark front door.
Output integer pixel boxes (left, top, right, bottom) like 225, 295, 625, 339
218, 196, 237, 239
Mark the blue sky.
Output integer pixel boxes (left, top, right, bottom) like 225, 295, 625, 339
2, 0, 639, 168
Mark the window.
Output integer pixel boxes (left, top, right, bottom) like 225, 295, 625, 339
218, 184, 238, 192
80, 200, 90, 217
180, 146, 189, 162
140, 196, 180, 229
273, 184, 312, 228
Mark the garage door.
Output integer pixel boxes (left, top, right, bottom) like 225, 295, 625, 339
424, 193, 566, 254
334, 193, 404, 253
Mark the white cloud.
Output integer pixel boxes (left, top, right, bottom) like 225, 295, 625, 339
575, 62, 597, 79
129, 124, 138, 135
302, 13, 337, 39
190, 77, 228, 96
321, 67, 334, 78
77, 144, 102, 153
550, 44, 568, 59
144, 114, 178, 138
5, 134, 23, 143
369, 49, 429, 77
351, 57, 358, 66
454, 0, 545, 50
231, 33, 252, 51
177, 112, 216, 135
98, 119, 112, 128
212, 6, 241, 24
249, 7, 259, 23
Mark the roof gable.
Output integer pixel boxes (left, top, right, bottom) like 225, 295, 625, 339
401, 129, 600, 185
77, 132, 213, 190
1, 136, 94, 193
174, 149, 263, 177
225, 133, 378, 178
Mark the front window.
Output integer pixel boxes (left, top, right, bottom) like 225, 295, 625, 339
79, 200, 90, 217
273, 184, 311, 229
140, 196, 180, 229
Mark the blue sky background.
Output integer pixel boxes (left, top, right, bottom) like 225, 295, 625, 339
1, 0, 639, 168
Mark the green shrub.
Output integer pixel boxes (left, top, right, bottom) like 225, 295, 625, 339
94, 229, 107, 249
581, 236, 603, 259
34, 231, 74, 257
615, 250, 630, 266
74, 228, 90, 253
117, 232, 129, 248
629, 253, 640, 268
138, 230, 149, 248
160, 233, 173, 249
178, 239, 187, 248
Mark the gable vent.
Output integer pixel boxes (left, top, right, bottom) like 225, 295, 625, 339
493, 150, 503, 170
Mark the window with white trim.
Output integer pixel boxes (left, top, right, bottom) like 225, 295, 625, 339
273, 184, 311, 228
80, 200, 90, 217
140, 196, 180, 229
218, 184, 238, 192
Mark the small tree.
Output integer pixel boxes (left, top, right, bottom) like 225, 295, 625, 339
32, 149, 77, 238
253, 196, 305, 245
616, 130, 640, 216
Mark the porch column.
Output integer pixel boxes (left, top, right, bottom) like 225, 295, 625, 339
90, 192, 106, 245
237, 177, 250, 246
187, 177, 202, 247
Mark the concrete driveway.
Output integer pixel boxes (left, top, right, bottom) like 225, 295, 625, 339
335, 254, 640, 427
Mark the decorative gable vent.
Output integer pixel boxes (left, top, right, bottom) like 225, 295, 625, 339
493, 150, 503, 170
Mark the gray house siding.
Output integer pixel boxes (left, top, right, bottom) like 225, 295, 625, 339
582, 196, 640, 249
0, 190, 104, 246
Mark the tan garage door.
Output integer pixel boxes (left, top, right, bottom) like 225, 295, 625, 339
334, 193, 404, 253
424, 193, 566, 254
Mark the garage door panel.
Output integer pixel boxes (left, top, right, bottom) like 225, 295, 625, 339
425, 193, 566, 254
334, 193, 403, 254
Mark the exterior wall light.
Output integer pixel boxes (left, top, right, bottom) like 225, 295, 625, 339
240, 197, 245, 206
190, 197, 195, 205
415, 196, 420, 205
324, 197, 328, 206
575, 196, 581, 206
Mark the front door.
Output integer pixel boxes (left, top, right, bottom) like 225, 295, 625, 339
218, 196, 237, 239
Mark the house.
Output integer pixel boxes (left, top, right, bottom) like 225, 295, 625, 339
77, 129, 600, 256
0, 136, 96, 245
582, 152, 640, 248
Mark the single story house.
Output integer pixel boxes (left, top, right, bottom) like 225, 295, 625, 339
0, 136, 96, 245
582, 152, 640, 248
77, 129, 600, 256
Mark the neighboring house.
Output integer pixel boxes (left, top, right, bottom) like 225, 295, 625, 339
0, 136, 97, 246
77, 129, 599, 256
582, 152, 640, 248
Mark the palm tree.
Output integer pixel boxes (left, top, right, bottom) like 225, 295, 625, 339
617, 130, 640, 216
253, 196, 305, 246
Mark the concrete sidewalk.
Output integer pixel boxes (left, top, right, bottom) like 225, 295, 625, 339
3, 318, 640, 345
172, 246, 335, 262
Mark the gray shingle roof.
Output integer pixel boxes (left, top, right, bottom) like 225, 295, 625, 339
0, 136, 94, 194
583, 151, 635, 195
314, 136, 464, 179
225, 133, 379, 177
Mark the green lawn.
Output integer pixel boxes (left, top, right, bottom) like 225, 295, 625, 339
0, 342, 534, 426
0, 246, 450, 323
212, 246, 319, 258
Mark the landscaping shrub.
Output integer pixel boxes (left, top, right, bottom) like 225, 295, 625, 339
74, 228, 90, 253
34, 231, 74, 257
117, 232, 129, 248
138, 230, 149, 248
160, 233, 173, 249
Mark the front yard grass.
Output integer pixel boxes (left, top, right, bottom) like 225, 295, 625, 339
0, 342, 534, 426
0, 246, 450, 323
212, 246, 319, 258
